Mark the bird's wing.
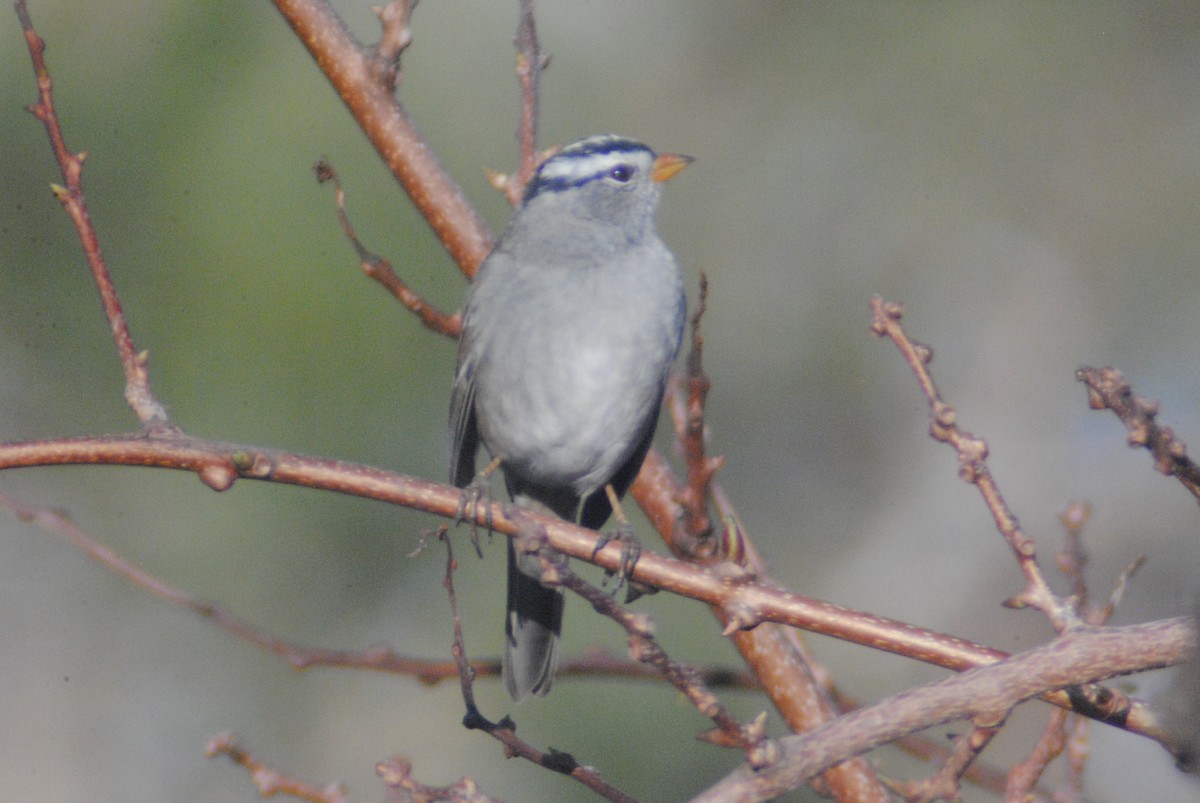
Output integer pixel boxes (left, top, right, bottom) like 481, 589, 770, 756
448, 323, 481, 488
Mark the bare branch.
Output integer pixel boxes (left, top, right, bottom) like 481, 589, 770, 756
548, 539, 771, 767
1005, 708, 1070, 802
207, 733, 350, 803
376, 756, 497, 803
888, 716, 1005, 803
315, 159, 462, 337
439, 531, 638, 803
273, 0, 493, 277
509, 0, 546, 206
16, 0, 172, 431
668, 272, 722, 554
694, 618, 1198, 803
1077, 365, 1200, 501
870, 295, 1079, 630
372, 0, 418, 88
0, 430, 1186, 753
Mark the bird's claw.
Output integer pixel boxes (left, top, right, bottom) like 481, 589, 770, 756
593, 524, 648, 602
455, 474, 494, 558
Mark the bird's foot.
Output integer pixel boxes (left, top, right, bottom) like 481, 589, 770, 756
455, 458, 502, 558
592, 524, 650, 603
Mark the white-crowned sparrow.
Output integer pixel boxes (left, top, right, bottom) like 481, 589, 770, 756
449, 134, 691, 700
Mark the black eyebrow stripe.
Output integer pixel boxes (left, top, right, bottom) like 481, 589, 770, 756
523, 165, 635, 203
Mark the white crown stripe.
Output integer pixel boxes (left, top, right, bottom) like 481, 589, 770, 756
538, 149, 655, 182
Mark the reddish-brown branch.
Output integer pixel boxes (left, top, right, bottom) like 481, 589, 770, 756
668, 313, 895, 803
1002, 502, 1145, 799
1063, 715, 1091, 801
549, 544, 767, 765
695, 618, 1198, 803
376, 756, 499, 803
206, 733, 349, 803
1056, 501, 1093, 610
870, 296, 1079, 631
16, 0, 171, 431
869, 299, 1180, 796
273, 0, 493, 278
888, 717, 1005, 803
673, 284, 902, 802
671, 272, 722, 553
0, 433, 1184, 749
0, 436, 988, 666
439, 532, 638, 803
1077, 365, 1200, 501
0, 485, 772, 693
509, 0, 545, 207
635, 452, 891, 801
371, 0, 416, 88
1005, 707, 1071, 801
316, 160, 462, 337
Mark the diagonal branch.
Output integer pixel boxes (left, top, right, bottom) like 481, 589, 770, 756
694, 618, 1198, 803
870, 295, 1079, 630
664, 278, 888, 800
1077, 365, 1200, 502
16, 0, 171, 432
0, 431, 1189, 750
273, 0, 493, 277
316, 159, 462, 337
438, 531, 638, 803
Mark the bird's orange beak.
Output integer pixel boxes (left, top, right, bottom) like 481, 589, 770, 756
651, 152, 693, 183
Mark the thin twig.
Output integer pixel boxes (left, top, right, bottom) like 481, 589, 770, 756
206, 733, 350, 803
1076, 365, 1200, 501
694, 619, 1198, 803
16, 0, 172, 432
372, 0, 417, 90
0, 484, 777, 699
888, 716, 1006, 803
0, 433, 1184, 748
1005, 502, 1145, 800
671, 272, 722, 555
509, 0, 546, 206
440, 529, 638, 803
315, 159, 461, 337
870, 295, 1079, 630
664, 277, 891, 799
375, 756, 496, 803
550, 543, 773, 767
274, 0, 493, 277
1005, 708, 1070, 802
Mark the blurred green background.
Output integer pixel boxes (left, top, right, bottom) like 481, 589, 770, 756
3, 2, 1199, 801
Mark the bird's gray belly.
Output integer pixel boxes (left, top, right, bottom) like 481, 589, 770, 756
474, 333, 665, 497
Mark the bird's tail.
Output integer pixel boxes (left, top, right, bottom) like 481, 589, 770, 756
504, 537, 565, 700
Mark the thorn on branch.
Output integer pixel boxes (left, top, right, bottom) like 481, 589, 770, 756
721, 601, 762, 635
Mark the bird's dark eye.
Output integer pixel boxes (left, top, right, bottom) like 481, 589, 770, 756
608, 164, 634, 182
